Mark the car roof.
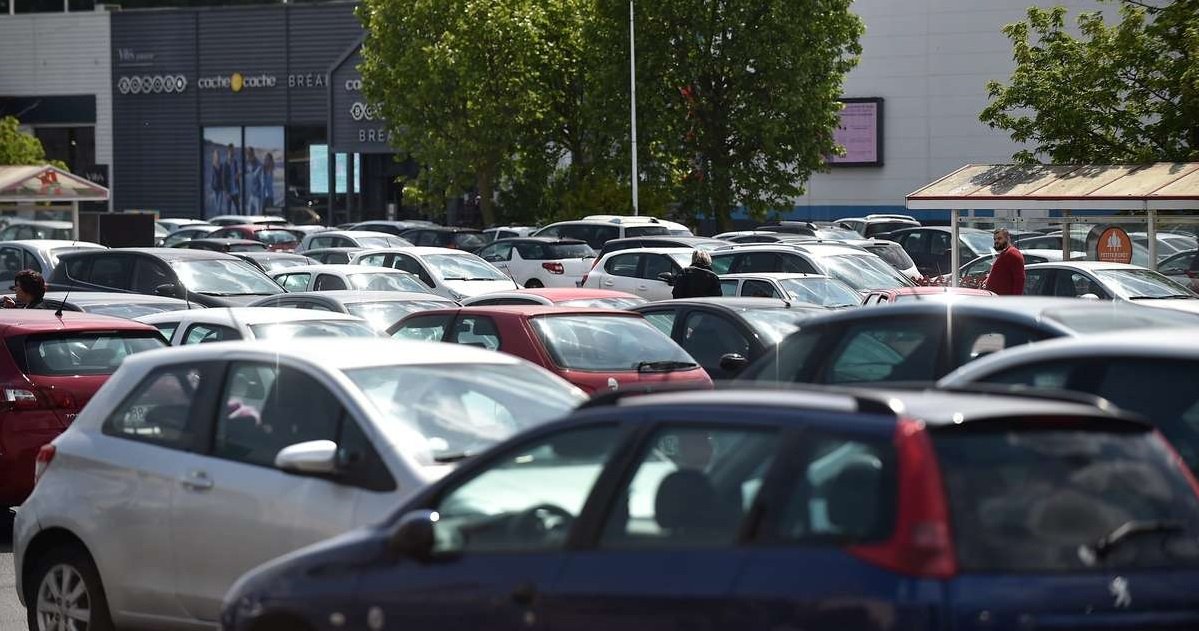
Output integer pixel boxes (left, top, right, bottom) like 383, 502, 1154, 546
136, 307, 365, 327
504, 288, 647, 299
885, 287, 995, 296
419, 305, 641, 318
185, 238, 263, 245
312, 230, 399, 239
209, 215, 287, 224
1025, 261, 1145, 271
299, 247, 365, 254
636, 297, 826, 312
406, 226, 482, 233
0, 240, 105, 251
603, 387, 1124, 427
40, 291, 191, 306
491, 237, 587, 244
0, 310, 158, 335
780, 295, 1104, 328
233, 251, 312, 260
719, 272, 832, 281
889, 226, 987, 234
3, 219, 73, 228
217, 224, 290, 231
403, 247, 482, 256
713, 243, 862, 257
605, 236, 725, 245
63, 247, 239, 261
267, 264, 411, 275
940, 328, 1199, 387
262, 290, 452, 304
599, 247, 694, 258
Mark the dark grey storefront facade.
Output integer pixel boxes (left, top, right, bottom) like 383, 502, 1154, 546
111, 2, 405, 222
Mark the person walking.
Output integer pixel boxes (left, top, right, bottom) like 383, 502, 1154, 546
672, 250, 723, 299
2, 270, 48, 309
985, 228, 1026, 296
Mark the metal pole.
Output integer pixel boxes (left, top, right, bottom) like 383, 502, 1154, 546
629, 0, 639, 216
951, 209, 960, 288
1147, 207, 1158, 271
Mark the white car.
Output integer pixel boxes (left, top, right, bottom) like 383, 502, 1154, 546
710, 244, 915, 293
0, 219, 75, 241
157, 218, 213, 234
581, 247, 693, 301
208, 215, 289, 227
163, 225, 221, 247
582, 214, 693, 236
482, 225, 537, 241
13, 338, 586, 630
297, 230, 412, 252
532, 218, 672, 249
0, 239, 105, 280
474, 237, 597, 288
348, 247, 520, 299
943, 248, 1084, 283
248, 290, 458, 331
718, 273, 862, 308
136, 307, 379, 345
267, 263, 432, 294
1023, 261, 1199, 312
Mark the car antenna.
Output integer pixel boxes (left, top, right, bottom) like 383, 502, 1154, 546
55, 233, 80, 318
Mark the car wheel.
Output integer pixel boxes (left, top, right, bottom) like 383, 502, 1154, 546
27, 544, 114, 631
524, 279, 544, 289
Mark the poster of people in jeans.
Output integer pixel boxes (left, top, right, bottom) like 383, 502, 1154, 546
202, 126, 284, 218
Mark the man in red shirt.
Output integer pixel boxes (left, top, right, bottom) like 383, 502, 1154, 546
985, 228, 1026, 295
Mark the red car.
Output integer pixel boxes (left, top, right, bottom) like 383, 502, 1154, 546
209, 224, 300, 252
460, 287, 647, 309
862, 286, 995, 305
0, 311, 166, 506
388, 306, 713, 394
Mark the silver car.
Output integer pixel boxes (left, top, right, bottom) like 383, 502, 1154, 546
0, 239, 105, 281
14, 338, 585, 630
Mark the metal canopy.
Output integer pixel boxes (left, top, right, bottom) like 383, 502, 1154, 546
907, 163, 1199, 211
0, 165, 109, 203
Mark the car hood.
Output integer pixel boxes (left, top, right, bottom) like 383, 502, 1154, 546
442, 278, 520, 297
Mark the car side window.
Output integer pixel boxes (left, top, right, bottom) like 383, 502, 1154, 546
432, 424, 622, 554
314, 274, 349, 291
451, 315, 501, 350
277, 273, 312, 292
392, 254, 435, 287
514, 243, 544, 260
720, 280, 738, 296
537, 226, 561, 238
825, 317, 943, 383
103, 363, 221, 451
605, 253, 640, 278
963, 256, 994, 277
183, 323, 240, 345
711, 255, 734, 274
308, 237, 332, 250
900, 231, 928, 254
731, 252, 780, 273
771, 432, 896, 543
215, 362, 343, 468
0, 247, 23, 282
89, 255, 135, 289
948, 317, 1049, 367
641, 254, 677, 280
930, 231, 952, 255
1161, 253, 1195, 274
741, 279, 780, 298
680, 311, 751, 376
600, 426, 780, 548
1056, 272, 1108, 299
640, 310, 677, 336
359, 254, 389, 267
21, 250, 41, 274
152, 322, 179, 342
1023, 269, 1054, 296
133, 259, 174, 294
480, 243, 513, 262
393, 314, 452, 341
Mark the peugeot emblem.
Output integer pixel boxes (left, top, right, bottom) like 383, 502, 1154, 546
1109, 576, 1131, 609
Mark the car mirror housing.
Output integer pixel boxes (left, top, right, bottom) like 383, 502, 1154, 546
657, 272, 676, 285
275, 440, 339, 476
389, 509, 439, 562
154, 282, 181, 298
1080, 293, 1101, 300
719, 353, 749, 373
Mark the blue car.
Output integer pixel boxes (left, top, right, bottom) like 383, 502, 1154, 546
222, 388, 1199, 631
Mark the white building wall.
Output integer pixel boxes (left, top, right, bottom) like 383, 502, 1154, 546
0, 10, 112, 167
797, 0, 1105, 217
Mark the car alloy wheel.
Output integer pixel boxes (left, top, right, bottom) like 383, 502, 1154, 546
35, 564, 92, 631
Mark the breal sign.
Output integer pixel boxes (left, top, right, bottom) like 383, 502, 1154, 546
829, 97, 883, 167
197, 73, 278, 92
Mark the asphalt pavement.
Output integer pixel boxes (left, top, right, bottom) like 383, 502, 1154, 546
1, 511, 25, 629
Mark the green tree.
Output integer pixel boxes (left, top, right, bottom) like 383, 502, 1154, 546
981, 1, 1199, 164
611, 0, 863, 230
0, 116, 58, 167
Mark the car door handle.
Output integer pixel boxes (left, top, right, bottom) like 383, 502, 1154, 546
179, 470, 214, 491
511, 582, 536, 606
602, 279, 614, 286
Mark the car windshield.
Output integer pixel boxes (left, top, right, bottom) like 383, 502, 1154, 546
228, 243, 268, 252
344, 363, 584, 465
172, 259, 284, 296
558, 296, 648, 309
532, 315, 695, 371
814, 227, 861, 240
625, 225, 671, 237
821, 254, 913, 291
425, 253, 508, 281
254, 230, 299, 246
49, 246, 101, 268
546, 243, 597, 259
1043, 304, 1199, 333
260, 258, 312, 271
85, 303, 187, 318
346, 300, 451, 330
960, 232, 994, 254
358, 236, 411, 249
739, 309, 818, 344
21, 331, 166, 376
778, 278, 862, 307
866, 244, 916, 270
1094, 269, 1196, 299
248, 320, 378, 340
348, 272, 430, 293
934, 427, 1199, 571
452, 233, 487, 249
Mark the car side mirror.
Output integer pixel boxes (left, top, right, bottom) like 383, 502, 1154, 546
720, 353, 749, 372
657, 272, 676, 285
154, 282, 182, 298
275, 440, 339, 476
1080, 293, 1101, 300
389, 509, 438, 562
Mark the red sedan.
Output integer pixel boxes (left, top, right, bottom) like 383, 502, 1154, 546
0, 311, 166, 507
388, 306, 713, 394
459, 287, 647, 309
862, 286, 995, 305
209, 224, 300, 252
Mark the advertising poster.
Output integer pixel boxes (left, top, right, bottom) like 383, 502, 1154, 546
244, 127, 285, 212
829, 98, 883, 166
203, 127, 242, 218
309, 145, 360, 194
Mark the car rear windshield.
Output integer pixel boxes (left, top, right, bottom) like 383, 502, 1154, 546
452, 233, 487, 249
348, 272, 430, 293
1043, 305, 1199, 333
85, 303, 187, 319
864, 221, 916, 237
822, 255, 912, 291
248, 320, 378, 340
866, 244, 916, 270
1095, 269, 1196, 299
358, 236, 413, 249
545, 243, 597, 259
933, 426, 1199, 572
346, 300, 452, 330
532, 315, 695, 371
625, 225, 671, 237
17, 331, 166, 376
558, 296, 647, 309
254, 230, 299, 246
173, 259, 284, 296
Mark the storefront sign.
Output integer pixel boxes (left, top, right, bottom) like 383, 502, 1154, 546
197, 73, 278, 92
829, 97, 883, 167
288, 73, 328, 89
116, 48, 156, 66
1096, 226, 1133, 264
117, 75, 188, 95
330, 41, 393, 154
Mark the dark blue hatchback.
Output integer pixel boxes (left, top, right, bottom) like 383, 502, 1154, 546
221, 388, 1199, 631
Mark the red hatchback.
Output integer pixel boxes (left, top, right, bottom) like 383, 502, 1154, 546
389, 306, 713, 394
0, 311, 166, 506
209, 224, 300, 252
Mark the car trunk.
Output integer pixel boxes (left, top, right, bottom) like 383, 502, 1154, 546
443, 278, 519, 297
930, 423, 1199, 630
561, 367, 713, 394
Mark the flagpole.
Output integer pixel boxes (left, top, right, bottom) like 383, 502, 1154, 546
629, 0, 640, 216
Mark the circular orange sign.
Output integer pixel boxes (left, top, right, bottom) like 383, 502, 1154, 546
1096, 227, 1133, 264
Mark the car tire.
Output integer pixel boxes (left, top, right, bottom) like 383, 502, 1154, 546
524, 279, 544, 288
26, 544, 114, 631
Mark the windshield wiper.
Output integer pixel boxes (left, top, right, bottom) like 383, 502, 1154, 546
1080, 520, 1186, 564
441, 277, 468, 281
432, 451, 474, 464
467, 277, 499, 281
1130, 295, 1196, 300
636, 360, 699, 373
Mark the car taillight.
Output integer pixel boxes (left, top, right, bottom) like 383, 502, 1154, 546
847, 418, 957, 579
3, 386, 43, 411
34, 444, 55, 484
542, 262, 565, 274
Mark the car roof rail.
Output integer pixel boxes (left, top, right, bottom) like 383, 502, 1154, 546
579, 381, 903, 416
866, 214, 917, 221
933, 382, 1139, 419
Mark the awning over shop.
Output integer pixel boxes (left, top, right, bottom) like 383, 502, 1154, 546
0, 165, 109, 203
907, 163, 1199, 211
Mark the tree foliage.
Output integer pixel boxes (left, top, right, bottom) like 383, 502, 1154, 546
981, 0, 1199, 164
0, 116, 58, 167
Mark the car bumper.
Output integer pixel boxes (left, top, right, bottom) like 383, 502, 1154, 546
13, 501, 41, 607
